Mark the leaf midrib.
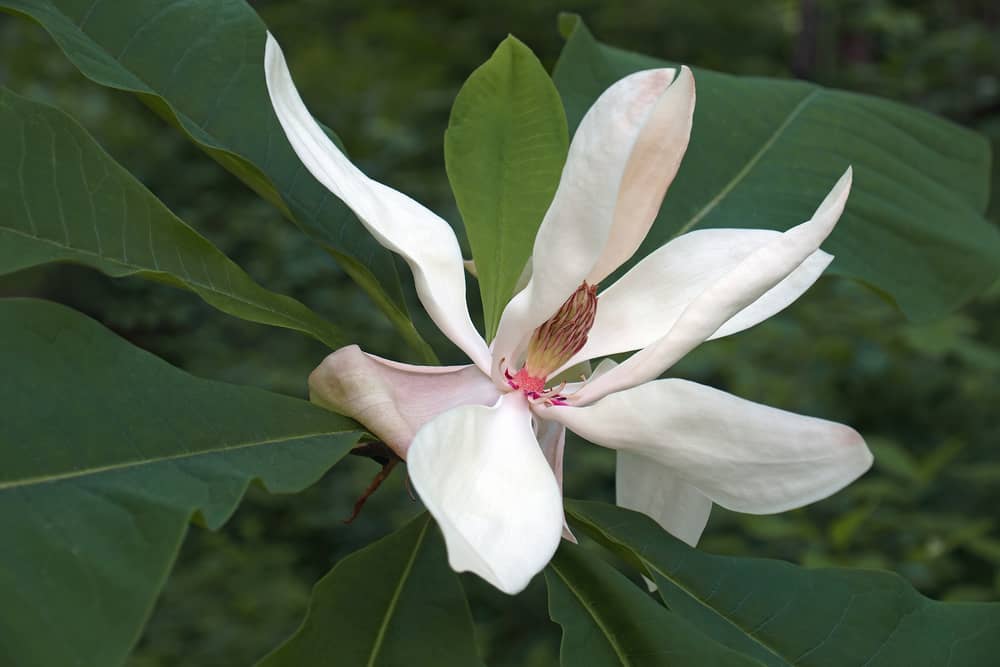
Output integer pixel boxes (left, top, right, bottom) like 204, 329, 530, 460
549, 558, 634, 667
573, 513, 789, 666
0, 223, 331, 343
366, 517, 430, 667
672, 89, 820, 239
0, 430, 355, 491
37, 0, 235, 153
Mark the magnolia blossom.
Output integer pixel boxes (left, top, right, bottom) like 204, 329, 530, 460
265, 34, 873, 595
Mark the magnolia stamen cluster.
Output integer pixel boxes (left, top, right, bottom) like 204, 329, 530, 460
504, 282, 598, 404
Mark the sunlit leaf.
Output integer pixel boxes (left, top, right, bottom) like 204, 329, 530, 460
259, 513, 484, 667
567, 501, 1000, 666
0, 299, 361, 667
445, 35, 568, 340
0, 86, 346, 348
554, 15, 1000, 322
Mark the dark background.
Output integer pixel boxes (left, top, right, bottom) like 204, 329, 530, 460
1, 1, 998, 665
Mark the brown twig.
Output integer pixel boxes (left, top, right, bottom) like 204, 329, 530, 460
344, 456, 400, 524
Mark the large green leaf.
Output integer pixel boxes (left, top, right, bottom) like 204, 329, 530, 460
445, 36, 568, 340
0, 86, 346, 348
259, 513, 484, 667
567, 501, 1000, 667
0, 299, 362, 667
554, 15, 1000, 322
0, 0, 434, 359
546, 541, 762, 666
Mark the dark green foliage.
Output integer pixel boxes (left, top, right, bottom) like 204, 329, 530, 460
260, 514, 485, 667
0, 87, 347, 349
0, 1, 997, 665
0, 299, 361, 666
547, 541, 763, 666
567, 501, 1000, 666
553, 15, 999, 323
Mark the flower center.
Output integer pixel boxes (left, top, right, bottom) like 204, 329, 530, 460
504, 282, 598, 404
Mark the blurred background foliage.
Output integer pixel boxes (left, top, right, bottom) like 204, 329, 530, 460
1, 0, 998, 665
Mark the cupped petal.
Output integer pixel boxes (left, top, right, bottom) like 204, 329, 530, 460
490, 67, 693, 384
308, 345, 499, 459
407, 392, 564, 594
265, 34, 490, 371
616, 451, 713, 547
538, 378, 873, 514
559, 229, 832, 371
572, 167, 852, 404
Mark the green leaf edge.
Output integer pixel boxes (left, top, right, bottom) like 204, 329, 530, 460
445, 34, 569, 340
0, 3, 437, 361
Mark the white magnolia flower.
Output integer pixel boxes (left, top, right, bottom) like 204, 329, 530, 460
265, 34, 873, 595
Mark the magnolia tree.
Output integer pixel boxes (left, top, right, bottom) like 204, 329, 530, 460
1, 2, 999, 666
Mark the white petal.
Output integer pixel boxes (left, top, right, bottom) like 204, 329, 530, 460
308, 346, 499, 459
586, 67, 696, 285
572, 168, 852, 404
490, 67, 692, 384
560, 229, 832, 371
616, 451, 712, 547
407, 392, 564, 594
538, 378, 873, 514
264, 34, 490, 371
709, 248, 831, 339
535, 418, 576, 542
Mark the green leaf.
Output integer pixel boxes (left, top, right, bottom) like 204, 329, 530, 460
567, 500, 1000, 667
0, 299, 362, 667
259, 513, 484, 667
554, 15, 1000, 322
0, 86, 346, 348
0, 0, 433, 358
445, 35, 568, 340
546, 541, 763, 666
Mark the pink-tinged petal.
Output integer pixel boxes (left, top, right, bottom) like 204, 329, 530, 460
616, 451, 712, 547
572, 168, 852, 404
559, 229, 832, 371
265, 35, 490, 372
490, 67, 692, 384
407, 393, 564, 594
308, 345, 499, 459
535, 418, 576, 542
538, 378, 873, 514
586, 67, 696, 285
